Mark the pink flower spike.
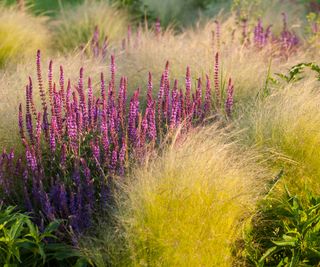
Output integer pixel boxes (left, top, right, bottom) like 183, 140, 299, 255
214, 52, 221, 109
225, 78, 234, 118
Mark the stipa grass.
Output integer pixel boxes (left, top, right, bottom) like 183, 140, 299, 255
87, 126, 269, 266
52, 0, 130, 53
0, 4, 49, 67
241, 78, 320, 194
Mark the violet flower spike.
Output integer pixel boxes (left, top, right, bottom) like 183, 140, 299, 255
36, 50, 47, 112
214, 52, 221, 109
225, 78, 234, 118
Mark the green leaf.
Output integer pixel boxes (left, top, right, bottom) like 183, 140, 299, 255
272, 240, 297, 247
258, 246, 282, 264
43, 220, 61, 234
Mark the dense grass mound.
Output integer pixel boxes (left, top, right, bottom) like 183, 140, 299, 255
85, 126, 269, 266
243, 79, 320, 193
0, 5, 49, 67
53, 0, 130, 52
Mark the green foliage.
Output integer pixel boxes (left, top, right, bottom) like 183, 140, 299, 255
0, 205, 87, 266
113, 0, 230, 27
275, 62, 320, 83
244, 186, 320, 267
231, 0, 262, 20
4, 0, 84, 16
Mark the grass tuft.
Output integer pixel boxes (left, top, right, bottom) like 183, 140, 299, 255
0, 4, 49, 67
53, 0, 130, 52
83, 125, 269, 266
241, 79, 320, 194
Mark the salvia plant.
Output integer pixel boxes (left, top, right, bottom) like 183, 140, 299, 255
0, 50, 234, 238
87, 21, 156, 59
241, 13, 300, 58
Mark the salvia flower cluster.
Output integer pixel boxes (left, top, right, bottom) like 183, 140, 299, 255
0, 50, 234, 236
250, 13, 299, 55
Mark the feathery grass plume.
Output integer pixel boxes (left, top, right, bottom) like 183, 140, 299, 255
240, 78, 320, 194
52, 0, 130, 53
0, 3, 49, 67
83, 125, 269, 266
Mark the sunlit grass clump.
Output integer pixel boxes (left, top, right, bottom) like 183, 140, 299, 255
0, 4, 49, 67
53, 0, 130, 52
87, 126, 268, 266
243, 79, 320, 193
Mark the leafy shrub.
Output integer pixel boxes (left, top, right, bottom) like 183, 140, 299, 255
52, 0, 130, 52
0, 50, 233, 237
244, 186, 320, 266
83, 126, 269, 266
0, 4, 50, 67
114, 0, 226, 27
275, 62, 320, 83
0, 205, 84, 266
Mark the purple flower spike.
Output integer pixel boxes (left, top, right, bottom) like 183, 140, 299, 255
185, 67, 191, 116
49, 117, 57, 152
147, 101, 157, 141
110, 55, 116, 88
119, 137, 127, 176
170, 80, 179, 129
225, 78, 234, 118
36, 50, 47, 112
48, 60, 53, 107
35, 113, 42, 147
100, 72, 106, 102
18, 104, 24, 140
214, 20, 220, 50
60, 143, 67, 168
204, 75, 212, 117
59, 66, 65, 107
155, 18, 161, 36
91, 139, 100, 162
26, 145, 37, 173
214, 52, 220, 109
